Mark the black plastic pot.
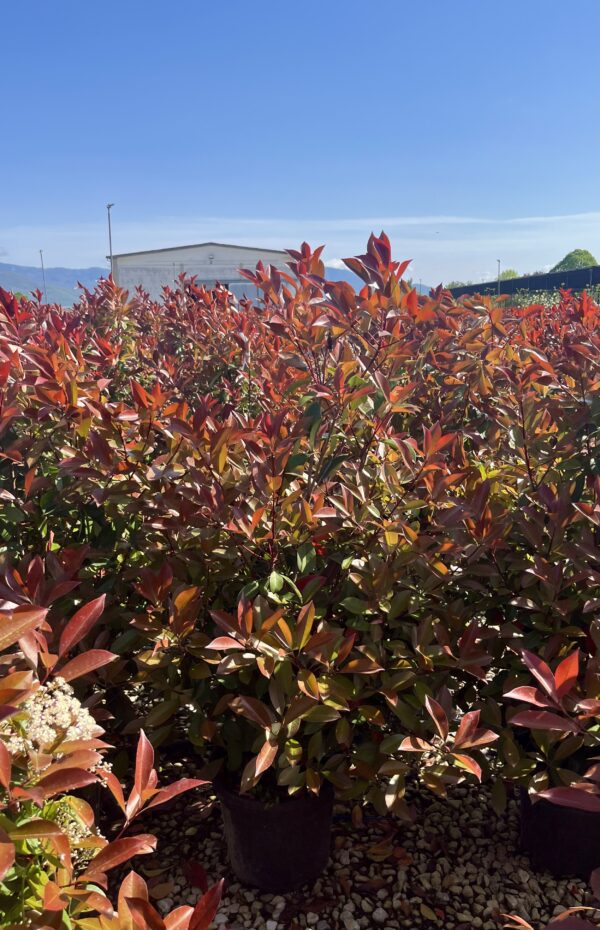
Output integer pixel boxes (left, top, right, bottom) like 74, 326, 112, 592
520, 788, 600, 878
215, 780, 334, 892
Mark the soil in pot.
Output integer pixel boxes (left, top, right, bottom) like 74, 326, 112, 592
215, 779, 334, 893
520, 788, 600, 878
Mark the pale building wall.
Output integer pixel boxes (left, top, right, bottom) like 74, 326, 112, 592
112, 243, 287, 300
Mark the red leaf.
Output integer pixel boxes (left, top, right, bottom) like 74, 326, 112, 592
58, 649, 116, 682
126, 897, 166, 930
373, 371, 391, 401
537, 787, 600, 813
230, 695, 273, 729
59, 595, 106, 658
165, 907, 195, 930
204, 636, 243, 651
189, 880, 224, 930
504, 685, 552, 707
36, 767, 97, 798
458, 728, 498, 748
453, 710, 480, 749
134, 730, 155, 799
83, 835, 157, 878
399, 736, 434, 752
209, 610, 238, 636
103, 770, 126, 812
425, 695, 449, 741
0, 607, 47, 651
510, 710, 578, 733
452, 752, 482, 781
406, 288, 418, 316
130, 379, 151, 409
237, 594, 254, 637
340, 657, 384, 675
43, 881, 70, 911
0, 828, 15, 881
42, 750, 103, 774
501, 917, 535, 930
80, 889, 115, 916
118, 870, 149, 911
0, 740, 11, 790
521, 649, 559, 701
555, 650, 579, 699
145, 778, 208, 811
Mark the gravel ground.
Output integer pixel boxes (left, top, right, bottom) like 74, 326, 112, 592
124, 759, 599, 930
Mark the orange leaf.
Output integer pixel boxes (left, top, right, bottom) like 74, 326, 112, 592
0, 828, 15, 881
83, 835, 157, 879
255, 741, 277, 777
555, 649, 579, 699
189, 880, 224, 930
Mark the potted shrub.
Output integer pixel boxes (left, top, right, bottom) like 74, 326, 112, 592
503, 647, 600, 877
190, 592, 387, 892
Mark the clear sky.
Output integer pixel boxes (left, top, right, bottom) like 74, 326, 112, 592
3, 0, 600, 284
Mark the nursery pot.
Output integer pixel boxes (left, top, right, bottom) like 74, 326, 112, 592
520, 787, 600, 878
215, 779, 334, 892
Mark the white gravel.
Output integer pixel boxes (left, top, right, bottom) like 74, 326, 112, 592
127, 759, 600, 930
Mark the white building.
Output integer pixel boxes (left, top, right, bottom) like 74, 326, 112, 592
110, 241, 289, 300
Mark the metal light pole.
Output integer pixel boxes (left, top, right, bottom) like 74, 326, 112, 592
106, 203, 115, 277
497, 259, 501, 296
39, 249, 48, 303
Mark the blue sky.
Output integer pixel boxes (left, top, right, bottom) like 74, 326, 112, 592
3, 0, 599, 284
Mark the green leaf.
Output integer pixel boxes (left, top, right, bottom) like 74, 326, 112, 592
388, 590, 412, 620
297, 542, 316, 574
1, 506, 24, 524
268, 571, 284, 593
340, 597, 370, 616
304, 705, 340, 724
317, 455, 347, 483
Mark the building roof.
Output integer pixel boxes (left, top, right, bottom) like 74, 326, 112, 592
110, 241, 288, 260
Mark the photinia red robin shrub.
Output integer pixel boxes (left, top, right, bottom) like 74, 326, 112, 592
0, 233, 600, 824
0, 593, 222, 928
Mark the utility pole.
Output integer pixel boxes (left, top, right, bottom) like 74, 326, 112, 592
497, 259, 501, 296
106, 203, 115, 277
39, 249, 48, 303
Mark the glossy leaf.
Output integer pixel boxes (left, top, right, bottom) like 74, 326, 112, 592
0, 607, 47, 651
425, 695, 449, 741
58, 648, 117, 682
83, 835, 157, 878
189, 880, 224, 930
58, 594, 106, 657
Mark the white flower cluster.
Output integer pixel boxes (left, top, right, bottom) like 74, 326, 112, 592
0, 677, 103, 758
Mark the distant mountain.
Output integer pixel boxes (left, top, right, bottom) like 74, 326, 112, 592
0, 262, 106, 306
